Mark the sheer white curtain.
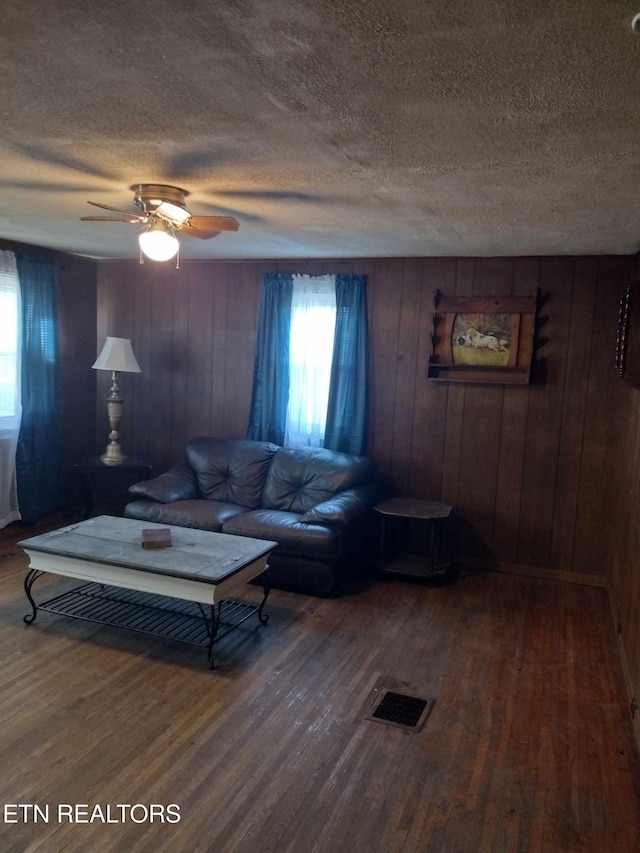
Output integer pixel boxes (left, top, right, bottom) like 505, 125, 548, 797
285, 274, 336, 448
0, 251, 22, 528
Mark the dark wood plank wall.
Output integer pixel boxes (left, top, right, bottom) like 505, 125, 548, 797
608, 257, 640, 746
58, 256, 98, 480
96, 255, 631, 580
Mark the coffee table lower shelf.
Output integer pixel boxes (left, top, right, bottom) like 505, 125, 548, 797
34, 581, 268, 669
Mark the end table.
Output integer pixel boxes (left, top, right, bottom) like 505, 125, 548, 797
374, 497, 454, 581
74, 456, 152, 520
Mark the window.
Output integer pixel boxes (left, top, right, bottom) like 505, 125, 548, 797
0, 253, 21, 427
248, 271, 368, 456
286, 275, 336, 447
0, 250, 22, 529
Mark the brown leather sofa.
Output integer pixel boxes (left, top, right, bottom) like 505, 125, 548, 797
124, 437, 388, 596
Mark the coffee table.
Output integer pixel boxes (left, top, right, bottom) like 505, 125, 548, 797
19, 516, 278, 669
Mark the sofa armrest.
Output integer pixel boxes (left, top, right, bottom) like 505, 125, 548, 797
300, 481, 387, 527
128, 463, 198, 504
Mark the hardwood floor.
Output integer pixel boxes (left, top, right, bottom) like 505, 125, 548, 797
0, 539, 639, 852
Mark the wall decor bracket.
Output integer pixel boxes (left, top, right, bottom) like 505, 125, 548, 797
428, 291, 538, 384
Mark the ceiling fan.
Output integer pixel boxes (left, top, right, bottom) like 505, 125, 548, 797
81, 184, 239, 262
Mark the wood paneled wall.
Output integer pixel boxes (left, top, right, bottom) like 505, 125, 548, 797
608, 261, 640, 743
97, 255, 631, 581
58, 255, 98, 479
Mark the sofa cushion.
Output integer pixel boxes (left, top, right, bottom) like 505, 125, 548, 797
185, 437, 278, 508
261, 447, 376, 514
222, 509, 343, 559
128, 462, 197, 503
125, 498, 249, 532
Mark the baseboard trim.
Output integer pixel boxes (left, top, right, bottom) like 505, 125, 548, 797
457, 555, 607, 588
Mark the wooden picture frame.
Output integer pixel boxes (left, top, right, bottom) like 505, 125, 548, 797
428, 291, 538, 384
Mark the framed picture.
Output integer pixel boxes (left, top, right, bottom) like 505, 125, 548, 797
428, 291, 538, 384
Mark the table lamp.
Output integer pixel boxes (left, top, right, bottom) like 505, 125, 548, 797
92, 336, 141, 465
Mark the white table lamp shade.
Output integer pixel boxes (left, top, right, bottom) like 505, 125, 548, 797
92, 337, 141, 373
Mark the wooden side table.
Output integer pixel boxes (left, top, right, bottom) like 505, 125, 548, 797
374, 497, 454, 580
74, 457, 152, 520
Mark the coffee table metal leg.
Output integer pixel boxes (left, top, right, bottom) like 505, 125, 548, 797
207, 603, 219, 669
257, 569, 271, 625
23, 569, 44, 625
200, 583, 270, 670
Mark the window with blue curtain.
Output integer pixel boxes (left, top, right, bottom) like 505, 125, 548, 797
247, 272, 368, 455
15, 255, 65, 524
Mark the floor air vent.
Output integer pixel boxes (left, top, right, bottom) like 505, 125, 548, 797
366, 690, 434, 732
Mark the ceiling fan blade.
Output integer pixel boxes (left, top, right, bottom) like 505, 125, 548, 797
198, 201, 263, 224
81, 215, 142, 223
181, 226, 221, 240
87, 201, 145, 219
184, 215, 239, 233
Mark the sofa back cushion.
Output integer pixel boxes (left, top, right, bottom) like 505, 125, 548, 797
262, 447, 376, 514
186, 437, 278, 508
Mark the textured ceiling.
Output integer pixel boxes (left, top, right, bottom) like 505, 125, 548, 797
2, 0, 640, 260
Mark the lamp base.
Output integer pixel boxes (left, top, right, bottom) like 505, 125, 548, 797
101, 443, 127, 466
101, 372, 127, 466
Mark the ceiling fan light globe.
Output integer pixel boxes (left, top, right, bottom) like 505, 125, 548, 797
138, 228, 179, 261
